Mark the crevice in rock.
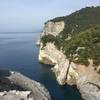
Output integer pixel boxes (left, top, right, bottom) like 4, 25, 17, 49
66, 59, 71, 81
87, 82, 100, 91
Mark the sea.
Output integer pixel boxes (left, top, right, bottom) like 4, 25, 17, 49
0, 32, 83, 100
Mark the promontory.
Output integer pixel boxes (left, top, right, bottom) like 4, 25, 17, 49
38, 6, 100, 100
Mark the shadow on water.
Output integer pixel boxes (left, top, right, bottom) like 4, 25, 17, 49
0, 70, 26, 92
39, 64, 83, 100
0, 70, 11, 77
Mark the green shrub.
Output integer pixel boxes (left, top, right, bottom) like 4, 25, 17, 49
41, 34, 56, 46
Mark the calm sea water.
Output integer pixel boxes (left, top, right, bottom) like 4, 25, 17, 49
0, 33, 83, 100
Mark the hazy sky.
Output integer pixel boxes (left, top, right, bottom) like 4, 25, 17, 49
0, 0, 100, 32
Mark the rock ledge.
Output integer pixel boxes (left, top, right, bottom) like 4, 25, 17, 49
0, 70, 51, 100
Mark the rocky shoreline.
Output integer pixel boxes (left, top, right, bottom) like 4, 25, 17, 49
0, 70, 51, 100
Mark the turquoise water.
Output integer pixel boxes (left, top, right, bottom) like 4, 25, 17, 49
0, 33, 83, 100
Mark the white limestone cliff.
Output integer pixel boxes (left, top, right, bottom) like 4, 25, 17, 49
38, 21, 100, 100
41, 21, 64, 37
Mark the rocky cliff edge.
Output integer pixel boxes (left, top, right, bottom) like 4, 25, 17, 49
38, 21, 100, 100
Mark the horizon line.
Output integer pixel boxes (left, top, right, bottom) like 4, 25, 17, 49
0, 31, 42, 33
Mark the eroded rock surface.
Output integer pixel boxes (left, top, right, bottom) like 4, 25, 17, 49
38, 21, 100, 100
0, 70, 51, 100
41, 21, 64, 37
0, 90, 32, 100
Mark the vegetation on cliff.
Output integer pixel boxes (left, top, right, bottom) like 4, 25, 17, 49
41, 6, 100, 72
63, 25, 100, 66
50, 6, 100, 40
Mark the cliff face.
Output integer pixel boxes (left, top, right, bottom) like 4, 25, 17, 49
39, 21, 100, 100
41, 21, 64, 37
39, 43, 78, 85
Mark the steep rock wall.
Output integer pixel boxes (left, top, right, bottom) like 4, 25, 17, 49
38, 21, 100, 100
39, 43, 78, 85
41, 21, 64, 37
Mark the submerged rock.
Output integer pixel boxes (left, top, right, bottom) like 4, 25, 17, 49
0, 70, 51, 100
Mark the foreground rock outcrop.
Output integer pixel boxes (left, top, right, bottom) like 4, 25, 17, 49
38, 19, 100, 100
0, 70, 51, 100
0, 90, 32, 100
